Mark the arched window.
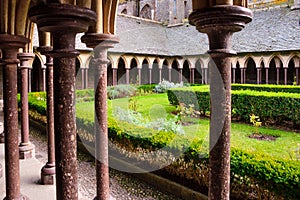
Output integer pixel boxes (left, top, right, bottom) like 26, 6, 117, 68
140, 4, 151, 19
121, 8, 127, 14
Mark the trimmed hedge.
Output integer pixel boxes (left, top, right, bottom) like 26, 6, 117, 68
232, 84, 300, 93
168, 87, 300, 125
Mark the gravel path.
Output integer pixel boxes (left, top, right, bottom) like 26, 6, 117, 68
29, 128, 182, 200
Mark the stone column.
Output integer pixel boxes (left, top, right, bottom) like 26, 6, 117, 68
28, 67, 32, 92
265, 68, 269, 84
126, 69, 130, 84
0, 61, 2, 177
159, 68, 162, 83
190, 68, 195, 83
42, 68, 46, 91
0, 34, 30, 200
38, 46, 56, 185
29, 4, 96, 200
179, 69, 183, 83
204, 68, 208, 84
18, 53, 36, 159
232, 68, 236, 83
168, 68, 172, 82
81, 33, 119, 200
189, 6, 252, 200
201, 68, 205, 84
149, 68, 152, 84
81, 68, 85, 89
112, 68, 117, 86
284, 67, 288, 85
256, 67, 261, 84
277, 68, 280, 84
138, 68, 142, 85
243, 68, 246, 84
296, 68, 299, 85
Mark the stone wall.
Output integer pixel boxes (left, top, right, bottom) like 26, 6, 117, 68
118, 0, 193, 25
248, 0, 290, 8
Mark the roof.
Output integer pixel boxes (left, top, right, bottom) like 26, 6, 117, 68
61, 6, 300, 56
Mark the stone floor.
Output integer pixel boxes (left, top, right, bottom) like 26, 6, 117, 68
0, 145, 56, 200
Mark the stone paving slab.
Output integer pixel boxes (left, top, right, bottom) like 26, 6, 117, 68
0, 143, 56, 200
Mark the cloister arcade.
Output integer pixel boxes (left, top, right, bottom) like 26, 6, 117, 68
28, 50, 300, 93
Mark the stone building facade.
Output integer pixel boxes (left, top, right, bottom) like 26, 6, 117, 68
118, 0, 193, 25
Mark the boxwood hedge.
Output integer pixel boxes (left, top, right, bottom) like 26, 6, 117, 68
168, 87, 300, 125
231, 84, 300, 93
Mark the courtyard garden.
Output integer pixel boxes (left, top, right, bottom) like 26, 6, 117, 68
24, 82, 300, 200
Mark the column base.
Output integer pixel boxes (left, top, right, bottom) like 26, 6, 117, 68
3, 194, 29, 200
19, 143, 35, 159
41, 163, 56, 185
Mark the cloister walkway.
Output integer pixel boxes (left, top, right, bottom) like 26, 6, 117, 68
0, 111, 182, 200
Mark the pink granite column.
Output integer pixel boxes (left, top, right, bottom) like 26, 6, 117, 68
38, 46, 55, 185
29, 4, 96, 199
189, 5, 252, 199
81, 33, 119, 200
0, 34, 29, 200
18, 53, 36, 159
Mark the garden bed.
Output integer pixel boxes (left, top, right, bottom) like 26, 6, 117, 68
23, 89, 300, 200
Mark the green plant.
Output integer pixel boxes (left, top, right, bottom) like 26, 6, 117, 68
153, 79, 185, 93
176, 103, 200, 123
249, 114, 262, 134
128, 96, 139, 112
231, 83, 300, 93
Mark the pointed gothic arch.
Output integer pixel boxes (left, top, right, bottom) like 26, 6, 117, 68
140, 4, 152, 19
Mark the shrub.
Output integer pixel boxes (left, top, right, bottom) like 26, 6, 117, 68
107, 84, 137, 99
153, 80, 185, 93
232, 84, 300, 93
113, 107, 184, 135
76, 89, 94, 102
137, 84, 156, 94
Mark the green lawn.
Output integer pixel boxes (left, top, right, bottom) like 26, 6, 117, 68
76, 93, 300, 161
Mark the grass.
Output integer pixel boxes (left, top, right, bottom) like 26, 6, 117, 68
76, 93, 300, 161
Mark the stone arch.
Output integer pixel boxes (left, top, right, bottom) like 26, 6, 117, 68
141, 58, 150, 84
245, 57, 256, 84
162, 60, 169, 81
117, 57, 127, 84
287, 54, 300, 67
171, 59, 180, 83
121, 8, 127, 14
140, 4, 152, 19
75, 57, 82, 89
31, 55, 44, 92
194, 59, 202, 84
267, 54, 284, 68
87, 56, 95, 89
152, 58, 160, 84
182, 60, 190, 83
129, 57, 139, 84
269, 56, 284, 84
107, 57, 114, 86
235, 60, 241, 83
